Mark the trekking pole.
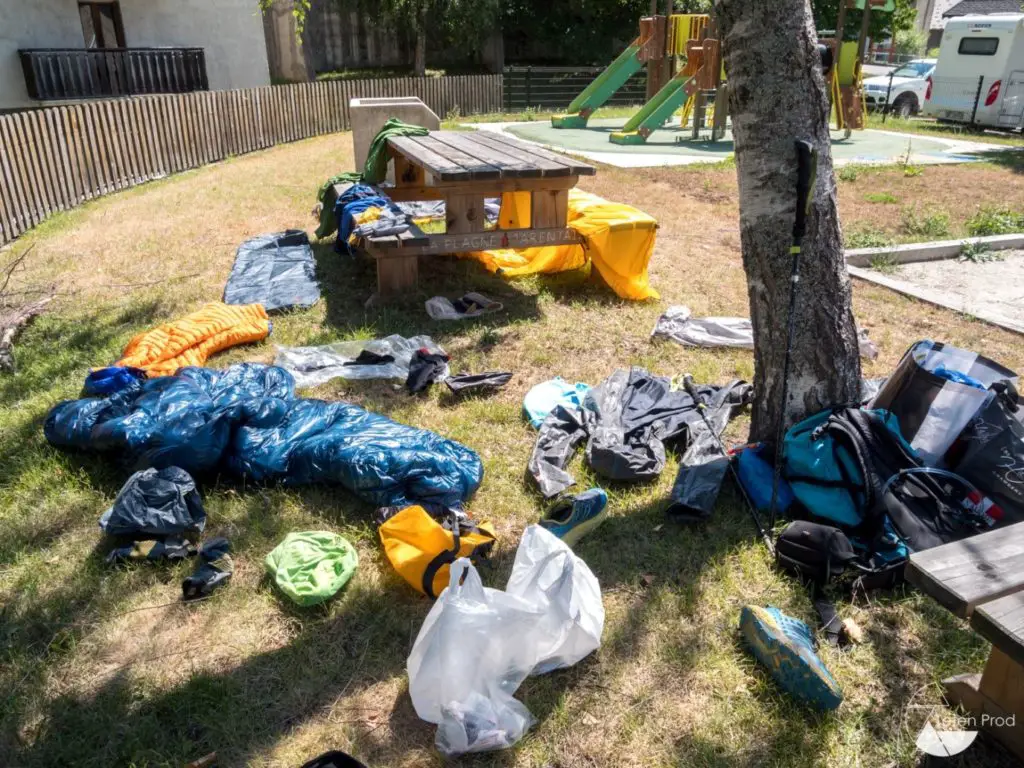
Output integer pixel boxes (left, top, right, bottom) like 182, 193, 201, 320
682, 374, 774, 554
768, 140, 819, 537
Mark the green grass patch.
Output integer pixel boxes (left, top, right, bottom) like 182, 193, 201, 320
864, 191, 898, 204
845, 225, 894, 249
965, 205, 1024, 237
900, 206, 951, 239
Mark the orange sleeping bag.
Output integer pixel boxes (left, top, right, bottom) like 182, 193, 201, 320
117, 302, 270, 377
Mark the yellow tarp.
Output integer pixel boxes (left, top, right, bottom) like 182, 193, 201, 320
464, 189, 660, 301
117, 302, 270, 377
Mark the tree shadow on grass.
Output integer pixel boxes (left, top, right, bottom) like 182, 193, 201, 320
958, 148, 1024, 174
310, 242, 543, 341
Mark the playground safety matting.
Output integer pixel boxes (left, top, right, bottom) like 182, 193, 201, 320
500, 118, 991, 168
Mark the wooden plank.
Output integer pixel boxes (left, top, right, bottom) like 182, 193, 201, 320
117, 99, 142, 184
384, 173, 579, 202
0, 116, 35, 231
13, 113, 52, 217
147, 97, 171, 176
136, 98, 160, 179
429, 131, 539, 178
37, 109, 70, 212
387, 135, 464, 181
26, 110, 61, 213
973, 591, 1024, 668
482, 130, 597, 176
240, 89, 254, 153
126, 99, 151, 182
181, 92, 199, 168
446, 194, 487, 234
225, 90, 240, 156
82, 102, 111, 195
468, 130, 574, 176
414, 135, 501, 180
0, 117, 27, 237
47, 107, 77, 209
368, 226, 582, 257
102, 101, 128, 188
374, 253, 418, 296
944, 648, 1024, 762
906, 523, 1024, 619
69, 105, 96, 198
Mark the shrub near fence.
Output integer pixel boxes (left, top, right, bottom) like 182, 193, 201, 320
503, 66, 646, 111
0, 75, 502, 245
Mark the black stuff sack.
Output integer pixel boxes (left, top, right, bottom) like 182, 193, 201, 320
950, 381, 1024, 524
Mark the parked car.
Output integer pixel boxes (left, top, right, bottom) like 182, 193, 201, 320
924, 14, 1024, 131
863, 59, 937, 117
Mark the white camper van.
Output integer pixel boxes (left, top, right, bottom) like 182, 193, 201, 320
924, 13, 1024, 130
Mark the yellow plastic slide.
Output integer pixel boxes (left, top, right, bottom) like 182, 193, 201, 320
464, 189, 659, 301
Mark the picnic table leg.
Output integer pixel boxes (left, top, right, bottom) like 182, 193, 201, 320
943, 647, 1024, 760
531, 189, 569, 228
446, 195, 486, 233
374, 253, 418, 297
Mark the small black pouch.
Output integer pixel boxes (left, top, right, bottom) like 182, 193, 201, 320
775, 520, 857, 584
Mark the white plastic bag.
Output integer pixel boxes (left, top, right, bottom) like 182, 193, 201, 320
407, 526, 604, 756
506, 525, 605, 674
407, 558, 542, 755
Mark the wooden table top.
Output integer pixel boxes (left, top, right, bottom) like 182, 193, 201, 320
906, 521, 1024, 662
387, 130, 596, 183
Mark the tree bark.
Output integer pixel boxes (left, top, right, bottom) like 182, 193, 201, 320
414, 4, 427, 77
712, 0, 861, 443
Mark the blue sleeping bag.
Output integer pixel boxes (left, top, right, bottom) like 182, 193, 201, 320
45, 363, 483, 508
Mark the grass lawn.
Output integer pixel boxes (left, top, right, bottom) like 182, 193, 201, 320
2, 129, 1024, 768
865, 112, 1024, 148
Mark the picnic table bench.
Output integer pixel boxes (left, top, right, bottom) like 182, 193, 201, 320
358, 130, 596, 296
906, 521, 1024, 759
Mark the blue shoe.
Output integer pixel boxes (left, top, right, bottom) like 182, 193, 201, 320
739, 605, 843, 711
539, 488, 609, 548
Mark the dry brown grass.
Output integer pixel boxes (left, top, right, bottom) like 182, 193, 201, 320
3, 132, 1023, 768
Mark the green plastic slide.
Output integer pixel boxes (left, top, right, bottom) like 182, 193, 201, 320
552, 43, 644, 128
609, 74, 692, 145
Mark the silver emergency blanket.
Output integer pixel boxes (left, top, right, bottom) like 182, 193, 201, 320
274, 335, 448, 388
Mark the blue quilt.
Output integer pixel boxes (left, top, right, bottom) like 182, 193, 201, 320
45, 364, 483, 508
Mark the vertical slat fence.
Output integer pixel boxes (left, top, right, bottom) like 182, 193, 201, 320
0, 74, 502, 245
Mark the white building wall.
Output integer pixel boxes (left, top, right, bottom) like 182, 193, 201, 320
0, 0, 84, 109
0, 0, 270, 111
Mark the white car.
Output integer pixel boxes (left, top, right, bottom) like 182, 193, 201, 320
862, 59, 937, 118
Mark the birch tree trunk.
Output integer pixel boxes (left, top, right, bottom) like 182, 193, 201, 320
713, 0, 862, 443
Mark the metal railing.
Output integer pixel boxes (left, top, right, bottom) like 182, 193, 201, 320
19, 48, 209, 101
503, 65, 646, 111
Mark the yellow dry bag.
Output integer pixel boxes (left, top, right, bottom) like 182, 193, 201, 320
378, 506, 496, 598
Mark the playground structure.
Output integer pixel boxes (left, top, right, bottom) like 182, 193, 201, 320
552, 0, 895, 145
552, 14, 727, 145
822, 0, 896, 135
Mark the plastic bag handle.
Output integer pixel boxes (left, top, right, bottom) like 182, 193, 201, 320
446, 557, 484, 600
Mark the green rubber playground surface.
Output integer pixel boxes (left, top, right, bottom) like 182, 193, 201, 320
503, 117, 969, 166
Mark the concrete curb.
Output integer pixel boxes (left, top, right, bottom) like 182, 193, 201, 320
845, 234, 1024, 268
846, 234, 1024, 335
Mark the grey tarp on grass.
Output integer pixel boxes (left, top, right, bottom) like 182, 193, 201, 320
275, 335, 448, 388
224, 230, 321, 312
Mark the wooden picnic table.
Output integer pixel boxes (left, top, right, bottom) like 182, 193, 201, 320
360, 130, 596, 296
905, 521, 1024, 759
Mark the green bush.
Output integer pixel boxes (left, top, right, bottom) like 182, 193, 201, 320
845, 226, 894, 249
838, 165, 859, 182
959, 241, 1004, 264
864, 192, 898, 204
966, 206, 1024, 236
901, 206, 951, 239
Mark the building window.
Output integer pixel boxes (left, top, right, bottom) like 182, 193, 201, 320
957, 37, 999, 56
79, 1, 126, 49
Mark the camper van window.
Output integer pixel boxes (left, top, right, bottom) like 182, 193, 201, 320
958, 37, 999, 56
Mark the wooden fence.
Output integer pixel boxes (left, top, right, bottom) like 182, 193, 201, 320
0, 74, 502, 245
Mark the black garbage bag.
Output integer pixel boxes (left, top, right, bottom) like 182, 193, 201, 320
951, 381, 1024, 524
665, 417, 730, 522
99, 466, 206, 538
446, 371, 513, 396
